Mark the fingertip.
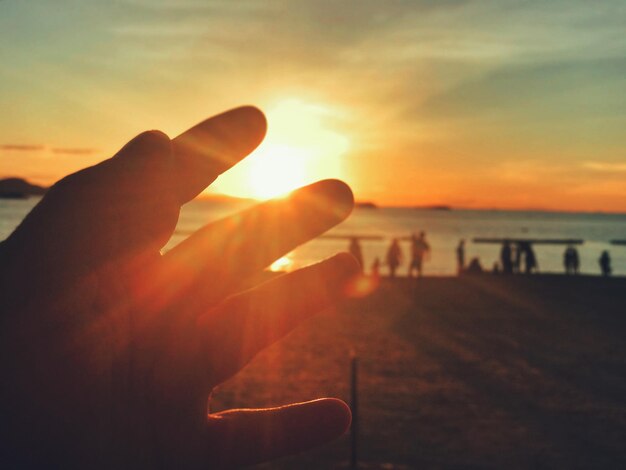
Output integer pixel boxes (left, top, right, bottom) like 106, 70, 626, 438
172, 106, 268, 202
118, 130, 172, 159
206, 399, 353, 466
134, 130, 172, 148
232, 105, 268, 141
218, 105, 267, 152
317, 179, 355, 221
328, 252, 361, 278
289, 179, 354, 225
140, 129, 172, 145
320, 253, 361, 299
313, 398, 352, 437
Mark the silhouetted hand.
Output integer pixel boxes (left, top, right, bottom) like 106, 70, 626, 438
0, 107, 358, 468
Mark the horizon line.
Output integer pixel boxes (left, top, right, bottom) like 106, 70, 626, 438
3, 176, 625, 216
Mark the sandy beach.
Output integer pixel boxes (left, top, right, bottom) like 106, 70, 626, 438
211, 274, 626, 469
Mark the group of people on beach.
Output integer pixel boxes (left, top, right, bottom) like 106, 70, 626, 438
498, 240, 538, 274
563, 245, 613, 277
349, 231, 431, 278
453, 240, 539, 276
462, 240, 615, 277
350, 235, 617, 278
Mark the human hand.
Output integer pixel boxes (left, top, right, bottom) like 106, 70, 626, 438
0, 106, 358, 468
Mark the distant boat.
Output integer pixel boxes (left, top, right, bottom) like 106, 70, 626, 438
355, 201, 378, 209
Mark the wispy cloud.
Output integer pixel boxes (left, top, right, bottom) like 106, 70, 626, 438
51, 147, 96, 155
583, 161, 626, 172
0, 144, 45, 151
1, 144, 96, 155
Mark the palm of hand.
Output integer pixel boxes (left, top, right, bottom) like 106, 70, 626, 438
0, 107, 357, 468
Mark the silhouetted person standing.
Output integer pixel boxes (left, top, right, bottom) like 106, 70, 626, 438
564, 246, 572, 274
387, 238, 402, 278
349, 237, 363, 271
564, 245, 579, 274
599, 250, 612, 277
521, 242, 538, 274
408, 231, 430, 277
500, 240, 513, 274
456, 239, 465, 274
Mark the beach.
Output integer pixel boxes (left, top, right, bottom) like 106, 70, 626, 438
212, 274, 626, 469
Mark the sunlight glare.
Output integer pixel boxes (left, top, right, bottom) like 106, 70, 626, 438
344, 273, 380, 298
270, 255, 294, 272
210, 98, 350, 199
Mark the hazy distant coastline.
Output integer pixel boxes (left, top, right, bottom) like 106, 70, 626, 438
0, 177, 47, 199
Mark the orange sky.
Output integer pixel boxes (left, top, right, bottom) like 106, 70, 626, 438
1, 1, 625, 212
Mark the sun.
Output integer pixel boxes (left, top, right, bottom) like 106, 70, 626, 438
244, 144, 308, 199
209, 98, 350, 199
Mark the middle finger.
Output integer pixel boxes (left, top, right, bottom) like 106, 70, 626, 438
159, 179, 354, 307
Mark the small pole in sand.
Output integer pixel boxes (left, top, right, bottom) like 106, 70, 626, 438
350, 351, 359, 469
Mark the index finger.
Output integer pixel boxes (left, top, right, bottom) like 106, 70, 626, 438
173, 106, 267, 204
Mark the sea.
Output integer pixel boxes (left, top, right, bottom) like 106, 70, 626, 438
2, 197, 625, 276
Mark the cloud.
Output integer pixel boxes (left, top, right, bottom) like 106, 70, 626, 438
108, 0, 626, 74
0, 144, 96, 155
103, 0, 626, 156
583, 161, 626, 172
51, 147, 96, 155
0, 144, 44, 151
412, 57, 626, 121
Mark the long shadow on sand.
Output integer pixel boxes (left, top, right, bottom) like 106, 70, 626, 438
391, 275, 626, 468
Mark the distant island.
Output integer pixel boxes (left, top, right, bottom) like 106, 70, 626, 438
414, 204, 452, 211
0, 178, 48, 199
355, 201, 378, 209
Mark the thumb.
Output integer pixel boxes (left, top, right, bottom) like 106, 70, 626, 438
206, 398, 351, 467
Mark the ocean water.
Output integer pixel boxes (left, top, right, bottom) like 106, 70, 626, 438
2, 197, 625, 276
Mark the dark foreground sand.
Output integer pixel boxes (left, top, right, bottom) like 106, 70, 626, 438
212, 275, 626, 469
